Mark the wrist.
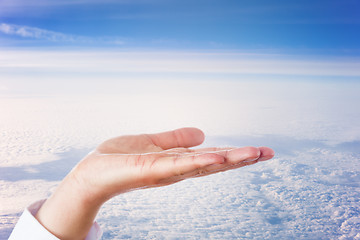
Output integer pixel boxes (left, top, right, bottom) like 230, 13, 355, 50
34, 172, 103, 240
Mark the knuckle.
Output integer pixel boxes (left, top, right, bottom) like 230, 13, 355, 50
245, 147, 261, 160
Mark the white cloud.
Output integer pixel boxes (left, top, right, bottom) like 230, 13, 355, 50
0, 23, 84, 42
0, 23, 126, 45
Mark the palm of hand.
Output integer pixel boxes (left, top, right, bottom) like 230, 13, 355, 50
72, 128, 274, 202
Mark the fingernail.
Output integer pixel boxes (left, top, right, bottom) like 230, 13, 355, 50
258, 156, 273, 161
242, 158, 258, 163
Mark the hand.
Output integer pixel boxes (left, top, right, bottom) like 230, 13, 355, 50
80, 127, 274, 200
35, 128, 274, 240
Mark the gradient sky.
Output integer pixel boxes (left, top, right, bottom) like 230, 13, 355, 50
1, 0, 360, 96
1, 0, 360, 54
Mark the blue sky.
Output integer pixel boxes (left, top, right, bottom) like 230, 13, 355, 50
1, 0, 360, 96
1, 0, 360, 54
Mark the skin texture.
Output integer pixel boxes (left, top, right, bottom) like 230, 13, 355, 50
35, 128, 275, 240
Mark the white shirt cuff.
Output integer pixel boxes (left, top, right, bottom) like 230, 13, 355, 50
9, 199, 103, 240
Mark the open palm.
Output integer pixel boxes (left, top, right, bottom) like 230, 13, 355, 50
75, 128, 274, 201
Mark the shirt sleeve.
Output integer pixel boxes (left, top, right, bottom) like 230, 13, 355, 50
8, 199, 103, 240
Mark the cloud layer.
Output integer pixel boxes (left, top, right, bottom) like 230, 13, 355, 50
0, 78, 359, 239
1, 49, 359, 77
